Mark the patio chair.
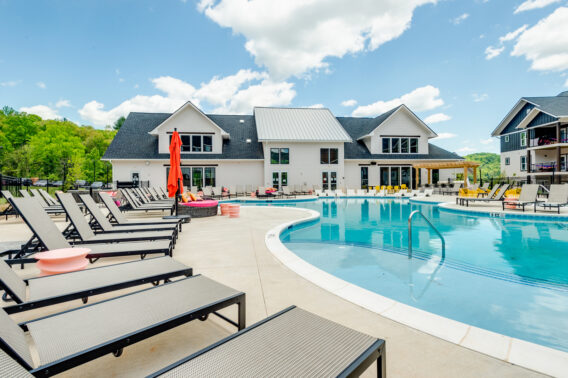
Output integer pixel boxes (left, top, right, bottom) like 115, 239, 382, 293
0, 275, 245, 377
79, 194, 179, 235
461, 184, 510, 207
324, 189, 333, 197
148, 306, 385, 378
335, 189, 345, 197
56, 193, 177, 244
0, 256, 191, 313
8, 197, 173, 262
236, 185, 245, 196
535, 184, 568, 214
98, 193, 183, 230
202, 186, 213, 198
368, 189, 376, 196
502, 184, 541, 212
443, 183, 461, 196
282, 186, 296, 198
314, 189, 323, 197
122, 189, 174, 213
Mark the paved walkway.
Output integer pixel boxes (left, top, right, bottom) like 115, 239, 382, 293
1, 207, 547, 377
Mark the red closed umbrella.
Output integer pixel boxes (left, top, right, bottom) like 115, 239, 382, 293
167, 130, 184, 198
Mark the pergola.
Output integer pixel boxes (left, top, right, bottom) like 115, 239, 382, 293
412, 161, 481, 185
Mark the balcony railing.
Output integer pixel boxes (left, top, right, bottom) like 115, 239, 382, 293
529, 136, 568, 147
530, 162, 568, 173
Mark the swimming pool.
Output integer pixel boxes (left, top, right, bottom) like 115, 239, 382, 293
241, 198, 568, 352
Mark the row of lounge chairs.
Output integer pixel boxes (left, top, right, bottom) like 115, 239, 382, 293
0, 188, 386, 376
315, 188, 434, 198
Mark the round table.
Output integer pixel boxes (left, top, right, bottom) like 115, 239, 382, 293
35, 248, 90, 276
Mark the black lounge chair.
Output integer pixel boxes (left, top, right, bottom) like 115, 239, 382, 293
0, 275, 245, 377
535, 184, 568, 214
19, 189, 64, 215
442, 183, 461, 196
99, 193, 184, 230
7, 197, 172, 262
0, 256, 191, 313
0, 191, 18, 220
122, 189, 174, 213
149, 306, 385, 378
56, 193, 177, 245
135, 188, 172, 205
456, 184, 500, 205
460, 184, 510, 207
502, 184, 541, 212
79, 194, 179, 235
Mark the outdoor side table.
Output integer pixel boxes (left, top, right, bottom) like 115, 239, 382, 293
163, 215, 191, 223
35, 248, 90, 276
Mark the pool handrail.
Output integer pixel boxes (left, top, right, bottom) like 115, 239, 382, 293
408, 210, 445, 259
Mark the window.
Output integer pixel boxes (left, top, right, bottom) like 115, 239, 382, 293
281, 172, 288, 186
192, 167, 203, 188
391, 138, 400, 153
504, 135, 509, 143
272, 172, 280, 190
170, 134, 213, 153
520, 156, 527, 171
505, 157, 510, 165
203, 135, 212, 152
410, 138, 418, 153
320, 148, 339, 164
204, 167, 216, 187
270, 148, 289, 164
520, 131, 527, 147
401, 138, 409, 153
361, 167, 368, 188
382, 138, 390, 153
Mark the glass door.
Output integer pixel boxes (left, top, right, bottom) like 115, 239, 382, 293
322, 172, 329, 190
390, 167, 400, 186
192, 167, 203, 189
401, 167, 411, 188
330, 172, 337, 190
361, 167, 368, 189
380, 167, 389, 186
272, 172, 280, 190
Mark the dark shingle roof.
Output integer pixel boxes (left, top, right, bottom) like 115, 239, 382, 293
522, 93, 568, 117
103, 112, 263, 160
104, 108, 461, 161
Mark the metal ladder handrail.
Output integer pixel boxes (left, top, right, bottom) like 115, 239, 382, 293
408, 210, 445, 259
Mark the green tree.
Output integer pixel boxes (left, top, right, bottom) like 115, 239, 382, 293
464, 153, 501, 181
113, 116, 126, 130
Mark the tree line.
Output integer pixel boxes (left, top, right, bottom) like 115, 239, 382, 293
0, 106, 117, 188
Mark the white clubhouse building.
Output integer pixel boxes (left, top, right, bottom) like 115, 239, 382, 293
103, 102, 463, 190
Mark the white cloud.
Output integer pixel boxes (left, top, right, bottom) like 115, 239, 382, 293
352, 85, 444, 117
565, 78, 568, 87
424, 113, 451, 124
341, 99, 357, 107
56, 99, 71, 108
472, 93, 489, 102
19, 105, 61, 120
511, 7, 568, 72
308, 104, 325, 108
36, 81, 46, 89
455, 146, 476, 155
435, 132, 457, 140
119, 78, 125, 83
78, 69, 296, 126
485, 45, 505, 60
514, 0, 561, 13
480, 138, 494, 145
451, 13, 469, 25
0, 80, 20, 87
499, 25, 528, 43
198, 0, 436, 79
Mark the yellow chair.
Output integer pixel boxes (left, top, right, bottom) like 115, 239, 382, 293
401, 184, 407, 190
394, 186, 400, 192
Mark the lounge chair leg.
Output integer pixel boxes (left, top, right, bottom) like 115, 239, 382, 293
2, 292, 14, 302
199, 314, 209, 321
141, 254, 146, 260
89, 258, 99, 264
238, 298, 246, 330
152, 280, 159, 286
82, 297, 88, 304
113, 349, 123, 357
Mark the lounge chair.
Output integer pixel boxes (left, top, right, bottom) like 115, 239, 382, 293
0, 275, 245, 376
282, 186, 296, 198
314, 189, 323, 197
442, 183, 461, 195
324, 189, 333, 197
79, 194, 179, 235
57, 193, 176, 245
148, 306, 385, 378
457, 184, 500, 205
415, 188, 433, 197
461, 184, 510, 207
356, 189, 366, 196
19, 189, 64, 215
99, 193, 182, 229
535, 184, 568, 213
37, 188, 61, 207
122, 189, 174, 213
335, 189, 345, 197
502, 184, 541, 212
135, 188, 172, 204
0, 191, 18, 220
8, 197, 173, 262
0, 256, 191, 313
368, 189, 376, 196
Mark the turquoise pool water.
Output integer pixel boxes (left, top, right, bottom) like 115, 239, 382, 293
236, 198, 568, 352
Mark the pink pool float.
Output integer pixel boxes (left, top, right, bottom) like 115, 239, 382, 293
35, 248, 90, 276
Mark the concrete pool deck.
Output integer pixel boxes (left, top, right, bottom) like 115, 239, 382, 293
0, 205, 558, 377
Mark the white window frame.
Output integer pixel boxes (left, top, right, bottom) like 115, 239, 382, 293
520, 132, 527, 147
505, 157, 510, 165
520, 156, 527, 171
504, 135, 509, 143
171, 133, 214, 153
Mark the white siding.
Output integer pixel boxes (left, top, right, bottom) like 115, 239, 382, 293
501, 150, 526, 177
368, 109, 431, 155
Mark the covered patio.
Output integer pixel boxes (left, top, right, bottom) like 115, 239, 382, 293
413, 161, 481, 186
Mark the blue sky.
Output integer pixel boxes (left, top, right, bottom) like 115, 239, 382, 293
1, 0, 568, 155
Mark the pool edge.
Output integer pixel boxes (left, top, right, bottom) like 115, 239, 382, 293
263, 206, 568, 377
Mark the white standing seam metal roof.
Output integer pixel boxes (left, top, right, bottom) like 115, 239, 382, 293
254, 107, 353, 142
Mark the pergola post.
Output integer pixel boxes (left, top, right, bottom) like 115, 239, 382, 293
473, 167, 477, 184
427, 169, 431, 185
463, 166, 468, 186
415, 168, 419, 189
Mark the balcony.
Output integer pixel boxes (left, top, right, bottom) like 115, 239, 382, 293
530, 161, 568, 173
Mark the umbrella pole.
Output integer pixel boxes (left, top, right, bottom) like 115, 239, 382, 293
175, 178, 180, 216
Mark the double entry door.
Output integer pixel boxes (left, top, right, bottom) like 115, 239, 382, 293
322, 172, 337, 190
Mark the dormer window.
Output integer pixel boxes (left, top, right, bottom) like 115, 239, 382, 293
382, 137, 419, 154
170, 133, 214, 153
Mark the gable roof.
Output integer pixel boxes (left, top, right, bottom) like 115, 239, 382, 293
356, 105, 438, 140
254, 107, 352, 142
492, 92, 568, 136
337, 117, 463, 160
148, 101, 230, 138
103, 112, 263, 160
